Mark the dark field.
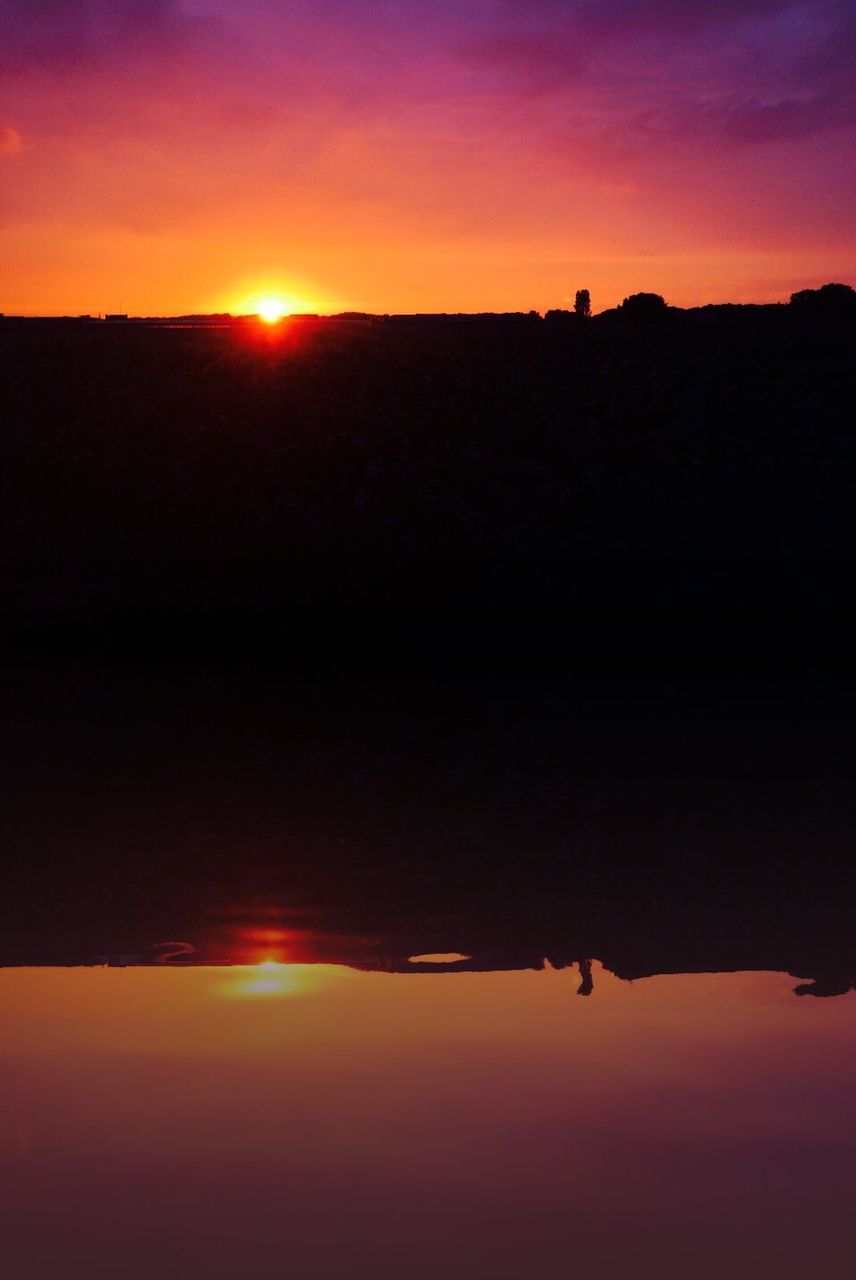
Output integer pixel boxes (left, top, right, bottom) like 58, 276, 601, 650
2, 309, 854, 654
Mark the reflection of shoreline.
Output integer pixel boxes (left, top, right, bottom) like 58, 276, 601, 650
4, 663, 856, 999
4, 870, 854, 997
8, 936, 853, 999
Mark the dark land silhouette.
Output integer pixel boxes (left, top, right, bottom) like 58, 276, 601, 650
1, 285, 855, 658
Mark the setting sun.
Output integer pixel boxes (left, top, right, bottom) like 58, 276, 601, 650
257, 298, 289, 324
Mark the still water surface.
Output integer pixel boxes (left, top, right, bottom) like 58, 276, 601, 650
1, 963, 853, 1279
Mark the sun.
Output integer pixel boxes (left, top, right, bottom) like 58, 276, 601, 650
257, 297, 289, 324
229, 284, 320, 323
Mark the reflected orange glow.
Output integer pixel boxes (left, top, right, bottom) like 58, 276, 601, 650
408, 953, 472, 964
220, 962, 316, 999
1, 964, 853, 1277
244, 929, 291, 946
199, 924, 301, 967
195, 922, 388, 969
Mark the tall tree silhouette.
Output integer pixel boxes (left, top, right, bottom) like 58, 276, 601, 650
574, 289, 591, 318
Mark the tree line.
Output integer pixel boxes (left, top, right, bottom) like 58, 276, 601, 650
550, 281, 856, 320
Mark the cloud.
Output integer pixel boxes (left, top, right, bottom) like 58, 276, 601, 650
0, 1, 87, 72
460, 0, 856, 149
658, 2, 856, 145
576, 0, 794, 37
488, 0, 800, 50
0, 123, 23, 153
0, 0, 214, 74
460, 28, 586, 92
725, 87, 856, 144
499, 0, 797, 37
459, 0, 803, 96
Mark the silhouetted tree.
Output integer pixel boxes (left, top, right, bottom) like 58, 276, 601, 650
619, 292, 668, 318
574, 289, 591, 318
577, 958, 594, 996
790, 282, 856, 315
793, 974, 856, 998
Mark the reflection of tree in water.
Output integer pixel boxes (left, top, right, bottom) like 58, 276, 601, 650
793, 975, 856, 998
378, 951, 855, 1001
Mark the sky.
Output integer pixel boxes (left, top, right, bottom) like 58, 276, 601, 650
1, 0, 854, 314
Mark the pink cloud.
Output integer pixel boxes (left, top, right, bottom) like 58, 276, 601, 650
0, 123, 22, 153
0, 0, 219, 73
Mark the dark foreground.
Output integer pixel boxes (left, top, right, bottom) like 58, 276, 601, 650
2, 308, 855, 654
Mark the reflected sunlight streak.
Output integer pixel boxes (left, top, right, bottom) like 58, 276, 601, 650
408, 953, 473, 964
220, 962, 311, 999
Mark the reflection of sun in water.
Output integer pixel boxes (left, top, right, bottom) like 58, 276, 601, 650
216, 961, 346, 1002
257, 298, 289, 324
221, 961, 305, 999
240, 960, 292, 995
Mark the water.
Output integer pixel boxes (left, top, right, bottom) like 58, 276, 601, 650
1, 962, 853, 1279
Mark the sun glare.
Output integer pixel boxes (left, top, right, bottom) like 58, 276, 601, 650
257, 298, 289, 324
222, 961, 300, 999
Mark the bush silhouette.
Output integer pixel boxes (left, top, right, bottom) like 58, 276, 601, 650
619, 292, 668, 318
790, 282, 856, 315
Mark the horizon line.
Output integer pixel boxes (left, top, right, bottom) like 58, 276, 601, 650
4, 283, 856, 325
